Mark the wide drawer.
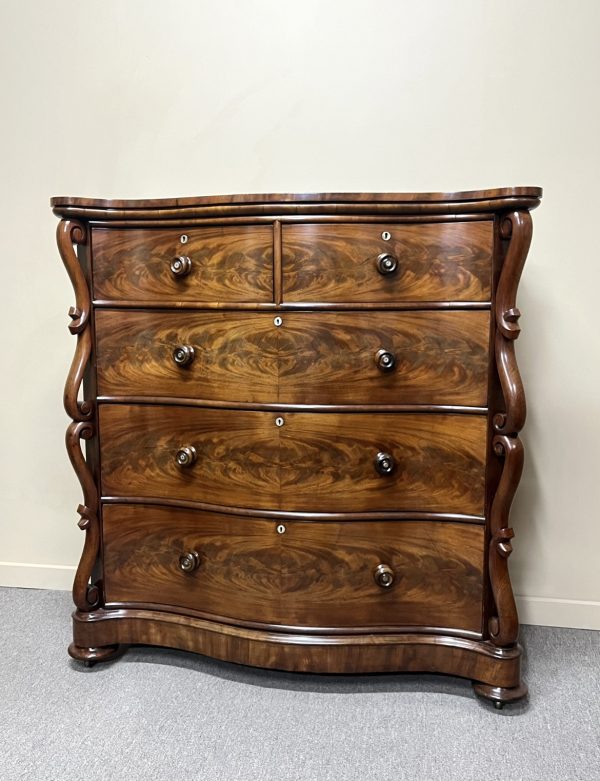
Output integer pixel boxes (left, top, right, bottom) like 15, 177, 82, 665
282, 221, 492, 302
102, 504, 485, 632
99, 406, 487, 515
95, 309, 490, 406
91, 226, 273, 302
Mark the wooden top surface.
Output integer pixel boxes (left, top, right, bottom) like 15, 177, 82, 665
51, 187, 541, 210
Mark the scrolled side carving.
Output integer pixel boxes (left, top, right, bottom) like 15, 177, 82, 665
488, 434, 524, 647
57, 220, 89, 333
58, 219, 93, 422
494, 210, 532, 434
66, 421, 101, 610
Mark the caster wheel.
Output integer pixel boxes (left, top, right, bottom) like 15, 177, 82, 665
83, 660, 96, 668
494, 701, 504, 710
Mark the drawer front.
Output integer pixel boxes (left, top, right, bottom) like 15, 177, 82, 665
278, 310, 490, 406
99, 406, 486, 515
95, 309, 490, 406
92, 226, 273, 302
282, 221, 492, 302
102, 504, 484, 632
95, 310, 279, 402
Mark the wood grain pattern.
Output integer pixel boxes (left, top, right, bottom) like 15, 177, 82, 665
282, 221, 493, 303
277, 311, 490, 405
51, 187, 542, 223
95, 310, 279, 402
95, 309, 490, 406
102, 505, 484, 632
92, 225, 273, 302
54, 188, 539, 703
99, 406, 487, 515
52, 187, 543, 210
72, 607, 523, 684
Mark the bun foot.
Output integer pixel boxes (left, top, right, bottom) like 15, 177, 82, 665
473, 681, 528, 707
68, 642, 123, 666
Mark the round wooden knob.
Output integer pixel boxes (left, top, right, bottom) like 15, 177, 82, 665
178, 551, 200, 573
170, 256, 192, 277
175, 446, 197, 468
374, 563, 395, 588
376, 253, 398, 275
374, 451, 395, 475
173, 345, 195, 366
375, 349, 396, 372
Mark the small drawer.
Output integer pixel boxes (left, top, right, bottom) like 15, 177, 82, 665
95, 309, 490, 406
99, 406, 487, 515
102, 504, 485, 633
91, 225, 273, 302
282, 221, 492, 303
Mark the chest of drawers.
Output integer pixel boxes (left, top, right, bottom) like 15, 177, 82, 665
53, 187, 541, 707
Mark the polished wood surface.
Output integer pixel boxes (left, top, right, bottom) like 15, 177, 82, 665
102, 505, 484, 632
52, 186, 543, 210
278, 311, 489, 405
92, 225, 273, 302
55, 188, 540, 705
96, 310, 278, 402
95, 309, 490, 406
99, 405, 487, 514
282, 222, 493, 302
71, 608, 523, 685
52, 187, 543, 224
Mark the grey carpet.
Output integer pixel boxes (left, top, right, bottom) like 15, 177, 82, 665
0, 587, 598, 781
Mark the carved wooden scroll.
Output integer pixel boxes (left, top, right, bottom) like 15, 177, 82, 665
488, 435, 524, 646
58, 220, 100, 611
493, 211, 532, 435
489, 210, 532, 647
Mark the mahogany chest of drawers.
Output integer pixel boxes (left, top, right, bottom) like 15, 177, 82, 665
52, 187, 541, 707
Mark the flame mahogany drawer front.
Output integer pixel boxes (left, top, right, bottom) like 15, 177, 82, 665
95, 309, 490, 406
102, 505, 485, 633
92, 225, 274, 302
54, 188, 541, 706
282, 222, 493, 303
99, 405, 487, 515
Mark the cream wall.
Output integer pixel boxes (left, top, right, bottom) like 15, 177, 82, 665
1, 0, 598, 628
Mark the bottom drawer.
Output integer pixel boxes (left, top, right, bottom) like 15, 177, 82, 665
102, 504, 485, 633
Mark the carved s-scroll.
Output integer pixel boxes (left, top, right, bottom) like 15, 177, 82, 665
488, 210, 533, 647
493, 211, 532, 435
66, 422, 100, 610
59, 220, 100, 611
57, 220, 93, 422
488, 435, 524, 646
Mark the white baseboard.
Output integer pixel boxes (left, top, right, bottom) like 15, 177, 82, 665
0, 562, 75, 591
1, 563, 598, 630
516, 595, 600, 631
